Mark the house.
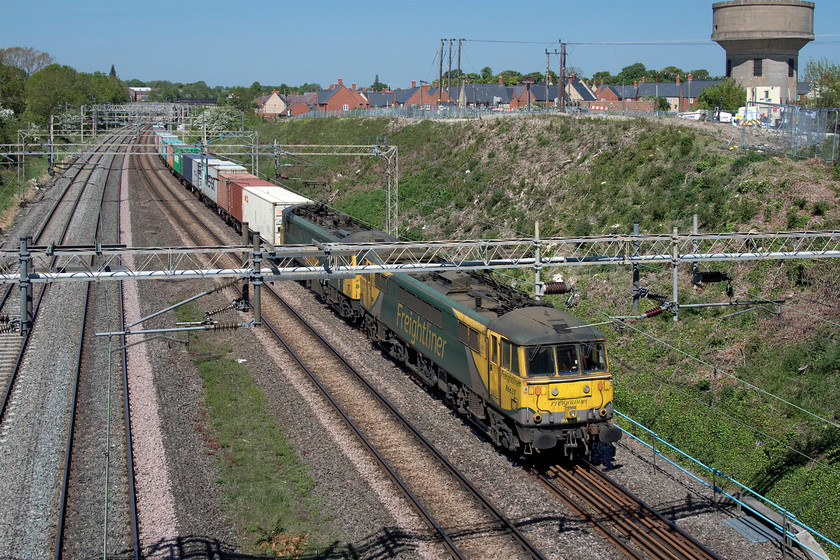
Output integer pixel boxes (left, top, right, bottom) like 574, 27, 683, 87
452, 79, 513, 108
128, 87, 151, 102
316, 78, 368, 112
254, 90, 288, 118
509, 79, 596, 109
365, 91, 395, 109
395, 81, 453, 108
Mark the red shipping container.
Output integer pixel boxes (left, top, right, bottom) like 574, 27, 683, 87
228, 179, 275, 224
217, 172, 259, 215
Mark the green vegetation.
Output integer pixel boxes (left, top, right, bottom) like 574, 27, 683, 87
804, 58, 840, 108
174, 302, 328, 557
694, 79, 747, 112
239, 114, 840, 552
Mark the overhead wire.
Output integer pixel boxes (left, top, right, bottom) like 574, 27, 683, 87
606, 311, 840, 431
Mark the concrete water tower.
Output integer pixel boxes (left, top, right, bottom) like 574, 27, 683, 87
712, 0, 814, 104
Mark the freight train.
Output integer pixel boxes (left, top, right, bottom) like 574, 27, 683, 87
153, 128, 622, 459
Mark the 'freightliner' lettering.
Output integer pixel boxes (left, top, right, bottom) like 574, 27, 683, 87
396, 303, 447, 358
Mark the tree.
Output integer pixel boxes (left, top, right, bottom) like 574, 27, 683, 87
618, 62, 647, 83
522, 71, 543, 83
592, 70, 613, 85
694, 78, 746, 111
0, 63, 27, 115
0, 102, 17, 143
498, 70, 522, 86
659, 66, 684, 82
804, 58, 840, 108
480, 66, 493, 83
109, 64, 117, 78
688, 68, 710, 81
200, 106, 242, 133
223, 86, 257, 113
83, 71, 129, 104
24, 64, 88, 124
566, 67, 583, 80
370, 74, 387, 92
0, 46, 54, 77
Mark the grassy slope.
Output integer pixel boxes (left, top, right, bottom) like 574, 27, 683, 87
245, 114, 840, 549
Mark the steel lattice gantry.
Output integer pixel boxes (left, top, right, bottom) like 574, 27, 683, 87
3, 230, 839, 334
3, 230, 840, 284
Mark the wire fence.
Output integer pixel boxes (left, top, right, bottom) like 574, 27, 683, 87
735, 102, 839, 164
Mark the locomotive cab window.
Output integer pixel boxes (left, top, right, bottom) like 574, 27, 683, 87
526, 345, 556, 377
501, 339, 519, 374
581, 342, 608, 373
557, 345, 578, 374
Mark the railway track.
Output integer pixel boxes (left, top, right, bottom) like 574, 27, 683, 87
538, 461, 724, 560
133, 128, 757, 559
0, 131, 139, 558
55, 135, 139, 558
135, 130, 545, 559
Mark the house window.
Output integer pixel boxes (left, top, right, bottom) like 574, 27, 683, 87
754, 58, 762, 77
342, 104, 349, 111
788, 58, 795, 78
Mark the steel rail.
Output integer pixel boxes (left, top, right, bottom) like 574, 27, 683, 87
135, 132, 544, 560
117, 141, 141, 559
133, 132, 477, 558
54, 131, 131, 559
0, 133, 124, 428
540, 463, 724, 560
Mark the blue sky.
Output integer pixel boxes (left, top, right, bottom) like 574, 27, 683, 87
3, 0, 839, 88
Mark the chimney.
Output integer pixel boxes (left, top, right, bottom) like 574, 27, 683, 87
412, 80, 416, 88
338, 78, 343, 87
641, 76, 645, 83
498, 76, 504, 85
676, 76, 680, 84
352, 82, 356, 91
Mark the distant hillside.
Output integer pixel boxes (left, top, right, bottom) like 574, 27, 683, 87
247, 115, 840, 550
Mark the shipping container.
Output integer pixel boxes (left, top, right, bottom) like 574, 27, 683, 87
161, 136, 184, 168
216, 172, 260, 216
204, 162, 247, 204
233, 183, 311, 247
172, 145, 200, 176
155, 132, 176, 156
182, 154, 203, 191
189, 156, 225, 195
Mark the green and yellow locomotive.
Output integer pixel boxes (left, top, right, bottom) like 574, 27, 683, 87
283, 203, 621, 458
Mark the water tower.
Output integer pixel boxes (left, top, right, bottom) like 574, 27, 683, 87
712, 0, 814, 104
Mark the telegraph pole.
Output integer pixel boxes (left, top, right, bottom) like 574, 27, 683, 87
559, 42, 566, 113
439, 39, 444, 106
447, 38, 453, 103
457, 38, 463, 106
545, 50, 551, 109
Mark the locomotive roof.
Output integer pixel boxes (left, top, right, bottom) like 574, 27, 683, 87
488, 306, 604, 346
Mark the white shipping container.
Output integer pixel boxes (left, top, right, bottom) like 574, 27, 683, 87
191, 157, 224, 195
241, 185, 311, 247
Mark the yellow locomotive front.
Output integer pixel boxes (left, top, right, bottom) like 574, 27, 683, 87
487, 306, 621, 457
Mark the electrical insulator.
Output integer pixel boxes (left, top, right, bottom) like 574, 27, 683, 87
644, 307, 665, 318
543, 281, 572, 295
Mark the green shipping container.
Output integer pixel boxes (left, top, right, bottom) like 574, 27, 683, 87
172, 145, 199, 176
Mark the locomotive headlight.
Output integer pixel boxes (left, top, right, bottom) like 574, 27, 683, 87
533, 413, 542, 424
583, 385, 590, 394
551, 387, 558, 396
